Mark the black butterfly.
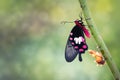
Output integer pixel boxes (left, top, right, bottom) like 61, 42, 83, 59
65, 19, 90, 62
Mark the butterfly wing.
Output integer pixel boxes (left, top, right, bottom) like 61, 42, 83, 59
65, 39, 78, 62
65, 26, 88, 62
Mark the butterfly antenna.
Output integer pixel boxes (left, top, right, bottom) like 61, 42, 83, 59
79, 12, 83, 21
61, 21, 73, 24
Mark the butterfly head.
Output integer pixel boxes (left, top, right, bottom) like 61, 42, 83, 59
74, 19, 83, 26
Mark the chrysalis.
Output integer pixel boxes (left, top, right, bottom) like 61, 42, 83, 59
88, 50, 105, 65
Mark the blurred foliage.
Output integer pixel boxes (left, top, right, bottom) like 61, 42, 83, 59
0, 0, 119, 80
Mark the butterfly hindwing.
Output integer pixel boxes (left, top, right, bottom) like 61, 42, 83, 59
65, 26, 88, 62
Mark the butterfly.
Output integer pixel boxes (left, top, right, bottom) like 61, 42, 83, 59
65, 18, 90, 62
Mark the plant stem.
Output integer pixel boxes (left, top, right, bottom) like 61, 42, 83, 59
78, 0, 120, 80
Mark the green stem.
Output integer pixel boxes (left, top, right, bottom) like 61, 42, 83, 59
78, 0, 120, 80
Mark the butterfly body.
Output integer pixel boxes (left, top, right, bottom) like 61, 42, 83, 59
65, 19, 90, 62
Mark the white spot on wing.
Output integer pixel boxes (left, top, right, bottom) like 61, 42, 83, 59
74, 37, 83, 44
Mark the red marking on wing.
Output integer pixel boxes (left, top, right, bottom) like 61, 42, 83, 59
79, 49, 84, 52
74, 46, 78, 49
82, 27, 91, 38
83, 45, 87, 49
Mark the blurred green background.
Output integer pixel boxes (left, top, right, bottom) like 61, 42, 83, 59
0, 0, 120, 80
